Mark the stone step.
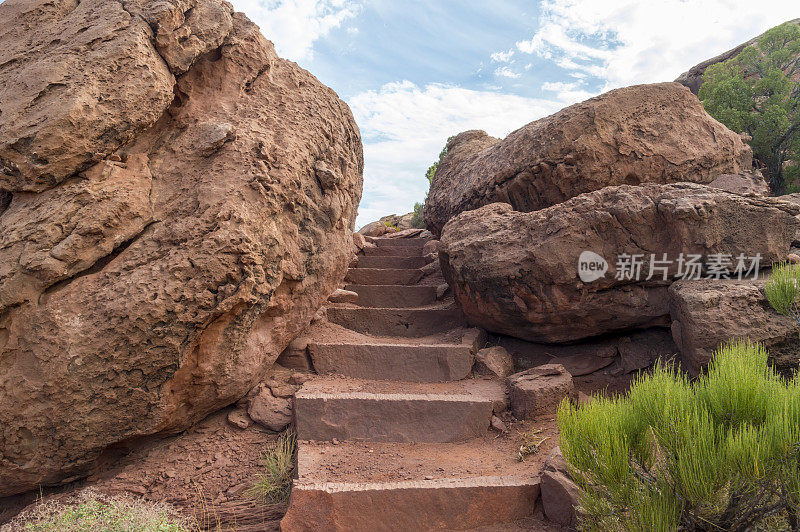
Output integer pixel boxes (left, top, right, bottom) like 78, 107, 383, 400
281, 439, 540, 531
308, 339, 477, 382
344, 284, 437, 308
356, 255, 428, 269
294, 376, 506, 443
326, 307, 465, 337
363, 245, 423, 257
367, 237, 429, 248
344, 268, 423, 286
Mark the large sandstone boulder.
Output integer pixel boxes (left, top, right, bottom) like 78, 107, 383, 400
424, 83, 752, 236
676, 19, 800, 94
669, 278, 800, 376
440, 184, 798, 343
0, 0, 362, 497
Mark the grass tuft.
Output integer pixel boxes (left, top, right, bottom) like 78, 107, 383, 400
247, 429, 296, 505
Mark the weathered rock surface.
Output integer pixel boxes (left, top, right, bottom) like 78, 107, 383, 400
540, 447, 580, 528
0, 0, 362, 496
247, 385, 293, 432
474, 346, 515, 378
708, 172, 770, 197
669, 278, 800, 375
676, 19, 800, 94
440, 184, 798, 343
424, 83, 752, 236
358, 212, 420, 236
508, 364, 576, 419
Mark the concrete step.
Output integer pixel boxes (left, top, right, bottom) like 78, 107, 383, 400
344, 268, 423, 286
367, 237, 429, 248
294, 376, 506, 443
308, 335, 479, 382
326, 307, 465, 337
281, 438, 541, 531
356, 255, 428, 269
363, 245, 423, 257
344, 284, 436, 308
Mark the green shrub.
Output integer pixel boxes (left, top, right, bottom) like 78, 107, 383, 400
559, 340, 800, 531
766, 262, 800, 325
11, 490, 191, 531
247, 430, 296, 505
410, 202, 425, 229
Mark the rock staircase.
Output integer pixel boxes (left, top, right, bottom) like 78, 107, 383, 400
280, 236, 544, 531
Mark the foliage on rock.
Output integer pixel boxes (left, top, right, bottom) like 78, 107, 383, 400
700, 22, 800, 194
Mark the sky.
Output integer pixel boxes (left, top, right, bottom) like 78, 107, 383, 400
134, 1, 800, 227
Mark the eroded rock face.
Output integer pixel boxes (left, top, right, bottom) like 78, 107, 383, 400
669, 278, 800, 376
440, 184, 798, 343
0, 0, 362, 497
424, 83, 752, 236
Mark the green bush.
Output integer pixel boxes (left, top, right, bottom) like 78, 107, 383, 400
766, 262, 800, 326
559, 340, 800, 531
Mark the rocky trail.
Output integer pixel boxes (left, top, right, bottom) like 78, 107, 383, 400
281, 235, 563, 531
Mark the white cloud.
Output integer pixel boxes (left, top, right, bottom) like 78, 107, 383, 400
230, 0, 360, 62
348, 82, 564, 227
541, 80, 595, 104
495, 66, 522, 79
491, 49, 515, 63
517, 0, 800, 91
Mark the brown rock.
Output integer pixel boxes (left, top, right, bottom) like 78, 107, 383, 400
440, 184, 798, 343
328, 289, 359, 304
508, 364, 576, 419
540, 446, 580, 528
618, 329, 677, 374
358, 220, 390, 237
352, 232, 367, 251
0, 5, 362, 496
789, 253, 800, 264
247, 386, 293, 432
227, 408, 252, 430
0, 0, 175, 192
436, 283, 449, 300
669, 278, 800, 376
490, 415, 508, 432
422, 239, 439, 255
708, 172, 770, 197
475, 346, 515, 378
495, 335, 619, 377
424, 83, 752, 236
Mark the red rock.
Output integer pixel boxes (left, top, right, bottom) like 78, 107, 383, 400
540, 446, 580, 528
425, 83, 752, 236
440, 184, 798, 343
247, 386, 293, 432
475, 346, 515, 378
0, 1, 362, 496
508, 364, 576, 419
328, 289, 359, 304
227, 408, 252, 430
669, 278, 800, 375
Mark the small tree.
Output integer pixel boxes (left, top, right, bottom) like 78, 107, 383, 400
559, 341, 800, 531
699, 22, 800, 194
425, 136, 454, 187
